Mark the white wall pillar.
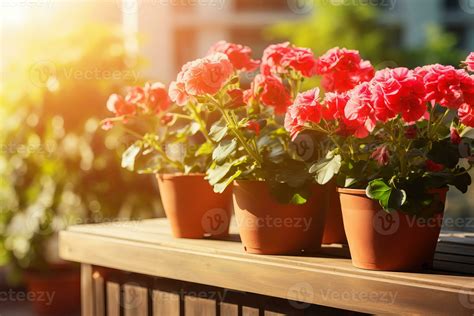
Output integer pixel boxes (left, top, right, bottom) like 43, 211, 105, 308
400, 0, 442, 49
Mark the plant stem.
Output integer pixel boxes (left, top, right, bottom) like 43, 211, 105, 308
215, 101, 262, 166
187, 102, 213, 144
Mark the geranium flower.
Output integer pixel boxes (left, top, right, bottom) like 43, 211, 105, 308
426, 160, 445, 172
106, 94, 136, 116
316, 47, 374, 92
450, 127, 462, 145
169, 81, 189, 106
245, 120, 261, 136
250, 74, 292, 114
371, 145, 390, 166
371, 68, 426, 123
345, 82, 377, 138
459, 103, 474, 127
284, 88, 322, 140
279, 47, 317, 77
416, 64, 469, 109
182, 53, 233, 96
464, 52, 474, 72
321, 92, 350, 121
208, 40, 259, 72
226, 89, 245, 108
145, 82, 170, 112
261, 42, 317, 78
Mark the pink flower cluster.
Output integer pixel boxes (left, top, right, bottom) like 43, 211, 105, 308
286, 52, 474, 140
103, 82, 170, 129
465, 52, 474, 73
316, 47, 375, 93
261, 42, 318, 78
169, 53, 233, 105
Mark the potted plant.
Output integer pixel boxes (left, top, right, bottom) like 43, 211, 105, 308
285, 49, 474, 271
103, 82, 233, 238
169, 41, 330, 254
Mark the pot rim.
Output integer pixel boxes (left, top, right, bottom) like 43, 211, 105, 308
337, 186, 449, 195
233, 179, 265, 186
157, 173, 205, 180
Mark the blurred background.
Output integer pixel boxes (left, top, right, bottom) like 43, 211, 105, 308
1, 0, 473, 314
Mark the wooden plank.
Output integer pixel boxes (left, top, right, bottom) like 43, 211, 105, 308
60, 220, 474, 316
81, 264, 94, 316
93, 271, 105, 316
242, 306, 259, 316
219, 302, 238, 316
152, 290, 180, 316
106, 282, 120, 316
184, 296, 216, 316
123, 283, 148, 316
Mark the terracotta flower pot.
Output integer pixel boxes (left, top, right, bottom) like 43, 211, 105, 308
23, 264, 80, 316
322, 182, 346, 244
156, 173, 232, 238
338, 187, 447, 271
233, 180, 328, 255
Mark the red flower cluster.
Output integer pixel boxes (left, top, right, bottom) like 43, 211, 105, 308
208, 40, 259, 72
416, 64, 472, 109
286, 61, 474, 140
316, 47, 375, 93
371, 68, 426, 123
169, 53, 233, 105
249, 74, 292, 114
261, 42, 317, 78
103, 82, 170, 130
284, 88, 322, 139
465, 52, 474, 73
416, 64, 474, 126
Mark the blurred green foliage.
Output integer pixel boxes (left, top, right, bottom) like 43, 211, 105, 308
0, 24, 160, 280
267, 0, 465, 69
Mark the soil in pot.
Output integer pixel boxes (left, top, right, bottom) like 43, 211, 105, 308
23, 264, 80, 316
322, 181, 346, 244
338, 187, 447, 271
156, 173, 233, 239
233, 180, 328, 255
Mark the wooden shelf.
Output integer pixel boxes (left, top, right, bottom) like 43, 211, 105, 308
59, 219, 474, 315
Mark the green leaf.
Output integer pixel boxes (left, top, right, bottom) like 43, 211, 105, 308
121, 142, 141, 171
289, 193, 308, 205
213, 170, 242, 193
309, 154, 341, 185
366, 179, 406, 211
209, 119, 228, 142
387, 188, 407, 211
195, 142, 213, 157
212, 139, 237, 164
206, 163, 233, 186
